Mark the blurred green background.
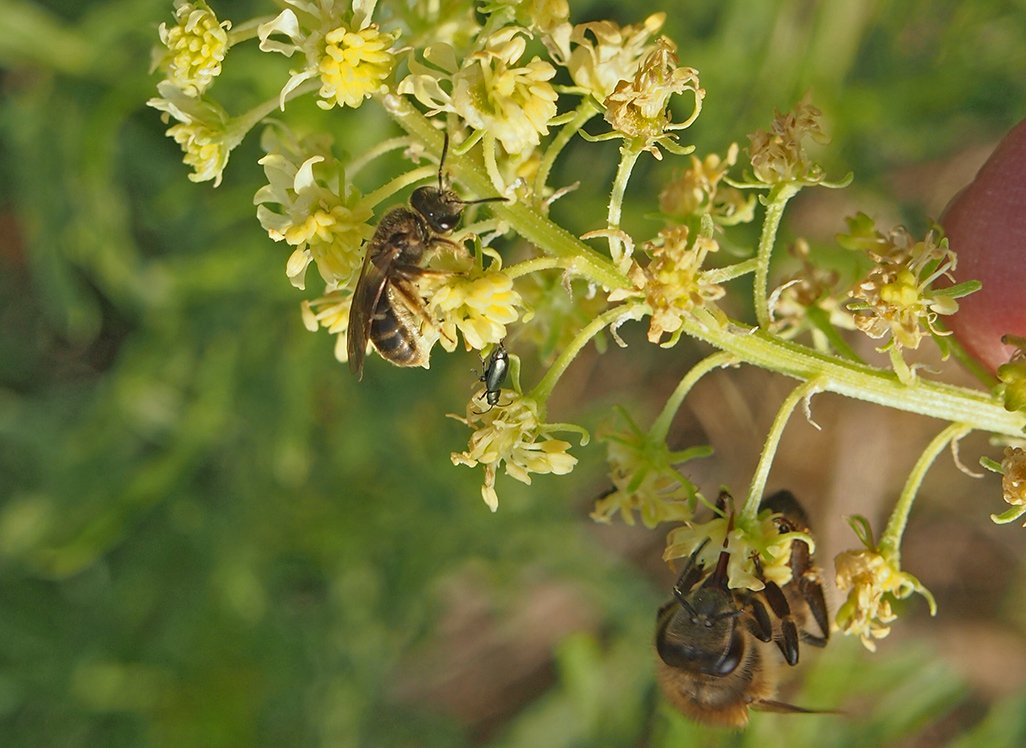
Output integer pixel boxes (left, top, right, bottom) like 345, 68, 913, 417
2, 1, 1026, 746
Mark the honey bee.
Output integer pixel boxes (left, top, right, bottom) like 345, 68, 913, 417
347, 135, 505, 380
655, 490, 830, 728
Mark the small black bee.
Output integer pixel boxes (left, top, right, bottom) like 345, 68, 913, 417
347, 135, 506, 380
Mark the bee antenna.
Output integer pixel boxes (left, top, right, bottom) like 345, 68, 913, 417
438, 132, 450, 191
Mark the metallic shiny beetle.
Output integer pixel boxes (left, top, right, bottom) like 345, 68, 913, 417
476, 342, 509, 411
347, 135, 505, 380
655, 490, 830, 727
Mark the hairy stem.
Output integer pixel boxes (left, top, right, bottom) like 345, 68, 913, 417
529, 304, 647, 403
879, 422, 972, 558
649, 351, 737, 442
741, 378, 824, 524
754, 184, 800, 329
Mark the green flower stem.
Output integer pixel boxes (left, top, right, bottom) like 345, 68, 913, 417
504, 256, 572, 280
704, 258, 759, 284
606, 141, 644, 265
649, 351, 737, 442
348, 135, 414, 177
529, 303, 647, 403
680, 319, 1026, 438
754, 183, 800, 329
741, 377, 824, 525
381, 95, 630, 291
534, 99, 601, 198
879, 422, 972, 558
361, 165, 437, 210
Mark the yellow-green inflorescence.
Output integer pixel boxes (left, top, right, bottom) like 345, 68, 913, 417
151, 1, 1026, 666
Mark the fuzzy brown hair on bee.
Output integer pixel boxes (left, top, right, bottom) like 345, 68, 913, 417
655, 490, 831, 728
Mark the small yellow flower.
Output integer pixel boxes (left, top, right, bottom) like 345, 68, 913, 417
155, 0, 231, 97
659, 144, 754, 225
399, 29, 558, 156
423, 267, 524, 351
609, 226, 725, 346
844, 220, 962, 352
450, 395, 585, 511
147, 80, 234, 186
769, 239, 854, 343
258, 2, 399, 111
255, 134, 373, 290
318, 24, 399, 109
554, 13, 666, 101
748, 96, 828, 185
603, 37, 704, 157
663, 503, 814, 592
301, 290, 353, 363
833, 516, 936, 652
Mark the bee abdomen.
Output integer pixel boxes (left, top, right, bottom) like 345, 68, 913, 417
370, 291, 429, 368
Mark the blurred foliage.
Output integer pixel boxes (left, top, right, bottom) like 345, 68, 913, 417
1, 0, 1026, 746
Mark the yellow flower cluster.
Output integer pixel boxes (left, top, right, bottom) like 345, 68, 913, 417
609, 226, 725, 346
318, 24, 399, 109
591, 409, 707, 527
451, 395, 583, 511
425, 269, 523, 352
748, 97, 828, 185
663, 506, 814, 592
255, 146, 373, 291
834, 547, 936, 651
400, 29, 558, 156
843, 217, 959, 351
155, 0, 231, 97
555, 13, 667, 101
659, 144, 754, 225
147, 81, 233, 186
603, 37, 704, 156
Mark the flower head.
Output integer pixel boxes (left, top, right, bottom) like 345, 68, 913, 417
769, 239, 855, 343
663, 499, 815, 591
258, 1, 399, 110
833, 515, 936, 651
659, 144, 754, 225
255, 130, 373, 290
418, 250, 524, 351
591, 408, 708, 527
400, 29, 558, 155
154, 1, 231, 97
843, 217, 964, 352
748, 96, 829, 185
609, 225, 725, 346
317, 24, 399, 109
147, 80, 235, 186
603, 37, 704, 157
450, 395, 586, 511
550, 13, 666, 101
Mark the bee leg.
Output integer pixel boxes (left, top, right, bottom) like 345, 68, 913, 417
761, 580, 801, 666
798, 574, 831, 647
747, 596, 775, 642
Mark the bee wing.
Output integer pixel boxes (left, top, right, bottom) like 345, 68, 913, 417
347, 238, 401, 380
